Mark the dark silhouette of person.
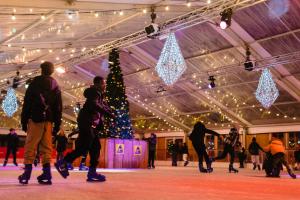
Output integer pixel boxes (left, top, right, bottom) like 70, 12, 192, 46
3, 128, 19, 166
55, 76, 113, 182
19, 61, 62, 185
189, 122, 219, 173
147, 133, 157, 168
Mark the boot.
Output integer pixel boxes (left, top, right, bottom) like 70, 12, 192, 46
199, 163, 208, 173
3, 160, 7, 167
287, 168, 297, 179
13, 161, 18, 166
257, 164, 261, 171
33, 159, 38, 167
87, 167, 106, 182
79, 163, 89, 171
37, 163, 52, 185
67, 163, 74, 170
229, 164, 238, 173
184, 161, 189, 167
253, 163, 257, 170
54, 159, 69, 178
206, 161, 213, 173
18, 164, 32, 184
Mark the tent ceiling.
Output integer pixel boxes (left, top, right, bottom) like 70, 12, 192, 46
0, 0, 300, 132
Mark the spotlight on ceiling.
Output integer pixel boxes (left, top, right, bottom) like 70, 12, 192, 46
244, 45, 254, 71
208, 76, 216, 89
219, 8, 233, 30
55, 66, 66, 74
145, 7, 160, 39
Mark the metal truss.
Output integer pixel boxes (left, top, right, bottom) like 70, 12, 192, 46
64, 0, 266, 66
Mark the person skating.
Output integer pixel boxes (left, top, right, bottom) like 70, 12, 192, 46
147, 133, 157, 169
3, 128, 19, 167
55, 76, 113, 182
189, 122, 219, 173
211, 127, 239, 173
248, 137, 264, 170
19, 61, 62, 185
238, 147, 247, 168
54, 129, 68, 161
263, 136, 296, 179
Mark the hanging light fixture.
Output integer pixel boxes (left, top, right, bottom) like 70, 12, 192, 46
244, 44, 254, 71
220, 8, 233, 29
155, 32, 187, 85
255, 68, 279, 109
208, 76, 216, 89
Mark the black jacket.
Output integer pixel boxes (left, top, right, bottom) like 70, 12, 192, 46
189, 123, 219, 145
78, 86, 111, 126
148, 136, 157, 151
181, 145, 189, 154
21, 75, 62, 131
248, 141, 263, 155
7, 133, 19, 149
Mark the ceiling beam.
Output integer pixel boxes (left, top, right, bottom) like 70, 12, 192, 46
130, 45, 252, 126
0, 10, 59, 45
0, 0, 147, 10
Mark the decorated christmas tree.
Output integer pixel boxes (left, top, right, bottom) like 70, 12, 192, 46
105, 48, 133, 139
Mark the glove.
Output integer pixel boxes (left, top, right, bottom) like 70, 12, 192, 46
22, 123, 27, 132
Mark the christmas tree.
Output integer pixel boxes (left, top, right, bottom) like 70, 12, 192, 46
105, 48, 133, 139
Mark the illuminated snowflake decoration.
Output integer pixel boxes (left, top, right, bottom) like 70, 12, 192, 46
2, 87, 18, 117
155, 32, 187, 85
255, 68, 279, 109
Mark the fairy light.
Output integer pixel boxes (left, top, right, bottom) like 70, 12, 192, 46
11, 14, 16, 20
165, 6, 169, 11
41, 14, 46, 20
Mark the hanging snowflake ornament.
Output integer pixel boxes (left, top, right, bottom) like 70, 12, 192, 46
155, 32, 187, 85
2, 87, 18, 117
255, 68, 279, 109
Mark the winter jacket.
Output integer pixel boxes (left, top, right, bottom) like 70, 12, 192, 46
181, 145, 189, 154
78, 86, 111, 127
21, 75, 62, 132
148, 136, 157, 151
224, 132, 239, 147
189, 123, 219, 145
6, 133, 19, 149
264, 139, 285, 155
248, 141, 263, 155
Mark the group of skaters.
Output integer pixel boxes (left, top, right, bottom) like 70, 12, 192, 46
1, 61, 299, 186
12, 61, 114, 185
188, 122, 297, 178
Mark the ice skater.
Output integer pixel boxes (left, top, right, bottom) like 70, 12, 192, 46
19, 61, 62, 185
55, 76, 113, 182
211, 127, 239, 173
189, 122, 220, 173
3, 128, 19, 167
248, 137, 264, 170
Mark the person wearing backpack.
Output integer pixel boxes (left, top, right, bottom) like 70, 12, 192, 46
248, 137, 264, 170
19, 61, 62, 185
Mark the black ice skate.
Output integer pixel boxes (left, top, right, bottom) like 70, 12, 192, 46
199, 164, 208, 173
37, 163, 52, 185
229, 164, 238, 173
18, 164, 32, 184
54, 160, 69, 178
87, 167, 106, 182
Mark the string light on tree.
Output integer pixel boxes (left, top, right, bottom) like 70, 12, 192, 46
2, 88, 18, 117
155, 32, 187, 85
255, 68, 279, 109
